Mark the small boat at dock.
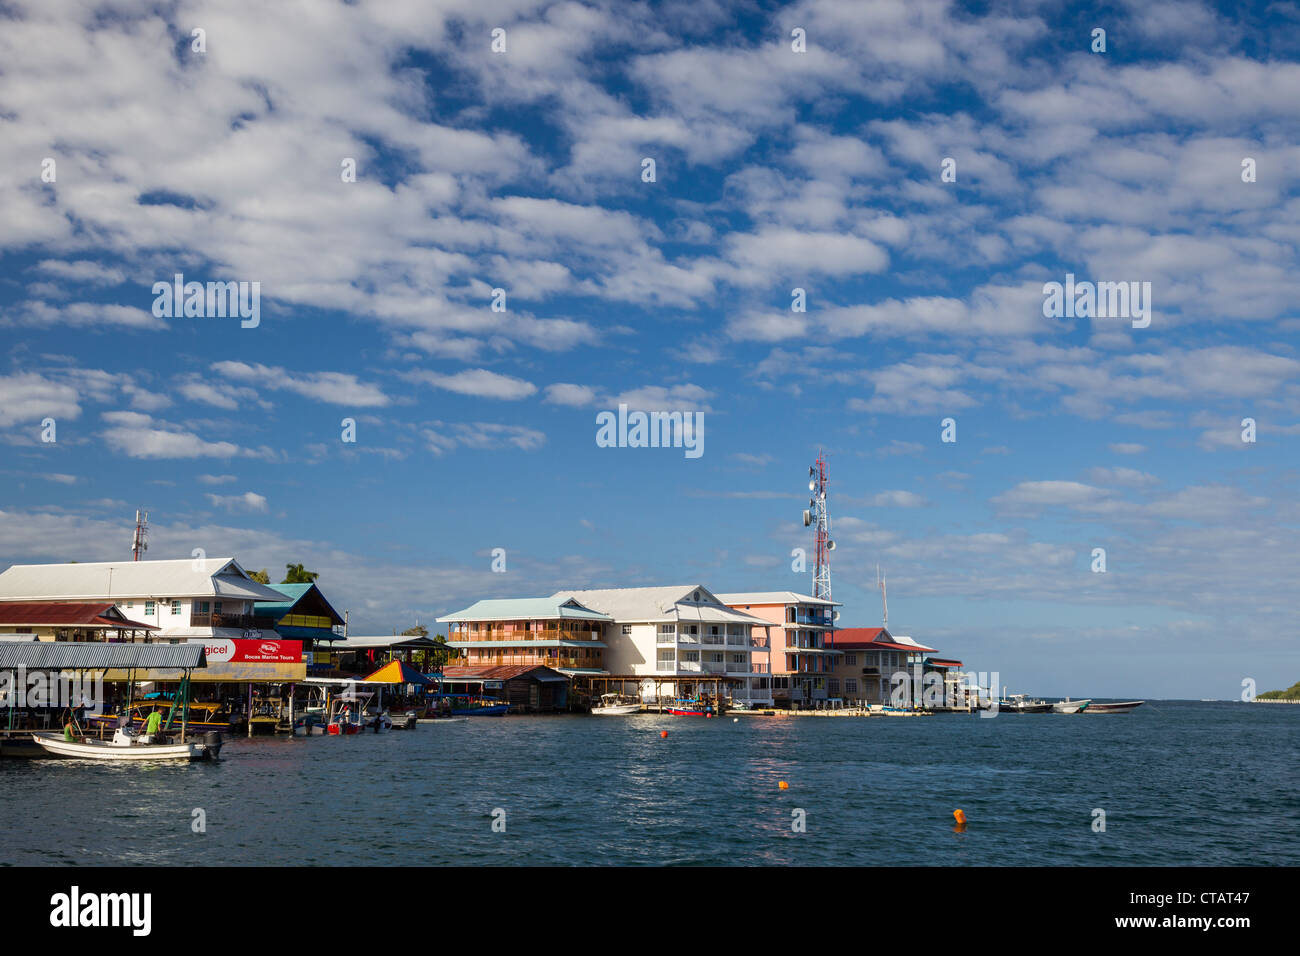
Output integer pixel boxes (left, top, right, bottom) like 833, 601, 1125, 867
32, 727, 220, 761
996, 694, 1053, 714
1052, 698, 1091, 714
1083, 700, 1145, 714
666, 697, 716, 717
591, 693, 640, 715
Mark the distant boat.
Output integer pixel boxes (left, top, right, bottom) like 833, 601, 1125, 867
591, 694, 640, 715
1052, 698, 1091, 714
667, 697, 716, 717
1083, 700, 1145, 714
997, 694, 1052, 714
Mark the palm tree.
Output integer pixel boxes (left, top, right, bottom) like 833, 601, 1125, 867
282, 563, 319, 584
247, 568, 271, 584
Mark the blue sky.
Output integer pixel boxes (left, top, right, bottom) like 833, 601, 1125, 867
2, 0, 1298, 698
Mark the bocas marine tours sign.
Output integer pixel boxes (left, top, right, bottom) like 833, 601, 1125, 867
183, 638, 306, 682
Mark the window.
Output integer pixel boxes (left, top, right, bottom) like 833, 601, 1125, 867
829, 679, 840, 694
846, 679, 858, 693
170, 601, 182, 615
125, 601, 133, 608
621, 624, 632, 635
144, 601, 155, 616
845, 653, 857, 665
657, 624, 675, 635
709, 652, 723, 663
214, 602, 222, 614
693, 591, 700, 602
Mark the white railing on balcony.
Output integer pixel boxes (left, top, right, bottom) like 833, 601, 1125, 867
677, 661, 702, 673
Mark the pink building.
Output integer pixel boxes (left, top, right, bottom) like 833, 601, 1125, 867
716, 591, 840, 707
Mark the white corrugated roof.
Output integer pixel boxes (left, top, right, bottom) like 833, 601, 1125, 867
0, 558, 286, 602
552, 585, 770, 627
715, 591, 841, 607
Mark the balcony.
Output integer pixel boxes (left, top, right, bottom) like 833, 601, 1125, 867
676, 660, 702, 673
454, 628, 603, 643
192, 612, 277, 630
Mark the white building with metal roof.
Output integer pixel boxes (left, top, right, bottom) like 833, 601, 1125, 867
437, 596, 613, 676
552, 585, 771, 704
0, 557, 288, 643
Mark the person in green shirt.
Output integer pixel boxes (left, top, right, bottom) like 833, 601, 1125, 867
144, 706, 163, 739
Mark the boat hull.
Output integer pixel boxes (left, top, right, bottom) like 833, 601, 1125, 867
32, 733, 212, 761
1084, 701, 1144, 714
1052, 699, 1091, 714
591, 704, 640, 715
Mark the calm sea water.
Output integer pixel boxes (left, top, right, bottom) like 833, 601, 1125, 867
2, 701, 1296, 866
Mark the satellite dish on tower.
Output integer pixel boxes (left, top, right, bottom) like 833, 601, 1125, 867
833, 610, 841, 622
808, 480, 816, 492
827, 540, 836, 551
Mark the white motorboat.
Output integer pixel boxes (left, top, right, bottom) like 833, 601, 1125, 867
1052, 697, 1091, 714
591, 693, 641, 715
1083, 700, 1145, 714
32, 728, 218, 761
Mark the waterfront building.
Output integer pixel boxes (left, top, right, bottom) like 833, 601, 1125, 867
824, 627, 939, 706
439, 663, 571, 712
715, 591, 841, 707
437, 597, 612, 676
328, 633, 455, 675
0, 557, 289, 643
253, 582, 346, 672
0, 601, 158, 641
553, 585, 769, 705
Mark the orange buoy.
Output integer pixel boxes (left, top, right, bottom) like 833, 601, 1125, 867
660, 730, 668, 738
778, 781, 789, 790
953, 809, 966, 823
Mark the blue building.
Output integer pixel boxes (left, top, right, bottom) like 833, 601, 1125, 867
253, 583, 346, 673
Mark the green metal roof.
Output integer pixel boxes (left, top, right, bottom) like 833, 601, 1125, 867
253, 582, 344, 625
437, 597, 612, 624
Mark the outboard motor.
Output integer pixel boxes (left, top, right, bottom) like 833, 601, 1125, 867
203, 731, 223, 759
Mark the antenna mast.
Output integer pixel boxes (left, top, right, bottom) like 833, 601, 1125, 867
803, 450, 833, 600
131, 509, 149, 562
877, 564, 888, 628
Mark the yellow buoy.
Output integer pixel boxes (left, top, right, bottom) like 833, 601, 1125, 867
778, 781, 789, 790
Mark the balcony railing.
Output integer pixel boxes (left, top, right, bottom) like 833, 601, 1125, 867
453, 628, 603, 642
193, 612, 277, 630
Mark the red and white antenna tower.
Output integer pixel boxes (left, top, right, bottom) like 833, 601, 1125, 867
131, 509, 149, 561
803, 450, 834, 600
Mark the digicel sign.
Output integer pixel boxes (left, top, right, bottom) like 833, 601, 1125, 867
193, 638, 301, 663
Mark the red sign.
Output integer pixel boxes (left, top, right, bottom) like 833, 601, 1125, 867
189, 638, 302, 663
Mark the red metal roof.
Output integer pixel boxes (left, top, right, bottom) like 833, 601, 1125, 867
0, 601, 158, 630
833, 627, 888, 643
927, 658, 963, 667
830, 627, 936, 653
441, 664, 566, 681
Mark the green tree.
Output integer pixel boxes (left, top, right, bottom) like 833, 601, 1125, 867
282, 563, 319, 584
247, 568, 271, 584
401, 624, 429, 638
